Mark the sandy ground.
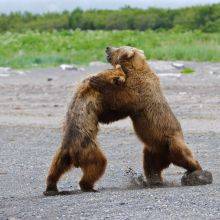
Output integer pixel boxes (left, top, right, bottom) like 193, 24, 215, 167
0, 61, 220, 219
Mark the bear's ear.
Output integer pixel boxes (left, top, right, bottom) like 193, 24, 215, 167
117, 49, 135, 62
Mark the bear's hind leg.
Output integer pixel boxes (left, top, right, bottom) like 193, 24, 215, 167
143, 146, 170, 186
44, 148, 74, 196
79, 145, 107, 192
169, 137, 202, 173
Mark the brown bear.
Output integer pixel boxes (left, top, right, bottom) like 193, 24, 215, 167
89, 46, 202, 185
44, 66, 126, 196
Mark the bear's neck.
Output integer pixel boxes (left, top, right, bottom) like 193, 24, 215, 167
121, 60, 152, 76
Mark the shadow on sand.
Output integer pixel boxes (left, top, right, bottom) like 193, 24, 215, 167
43, 180, 182, 197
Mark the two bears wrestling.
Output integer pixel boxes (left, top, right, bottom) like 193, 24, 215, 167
44, 46, 212, 196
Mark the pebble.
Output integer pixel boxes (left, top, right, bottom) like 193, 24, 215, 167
60, 64, 78, 70
172, 62, 185, 69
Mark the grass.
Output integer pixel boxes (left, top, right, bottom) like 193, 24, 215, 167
181, 68, 195, 74
0, 30, 219, 69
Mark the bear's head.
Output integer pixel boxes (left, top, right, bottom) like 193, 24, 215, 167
105, 46, 147, 73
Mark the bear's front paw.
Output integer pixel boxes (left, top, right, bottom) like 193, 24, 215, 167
181, 170, 213, 186
112, 76, 125, 86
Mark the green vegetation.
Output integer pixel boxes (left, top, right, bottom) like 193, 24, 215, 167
0, 4, 219, 33
181, 68, 195, 74
0, 30, 219, 68
0, 4, 219, 68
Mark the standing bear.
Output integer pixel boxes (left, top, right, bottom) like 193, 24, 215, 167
44, 66, 127, 196
90, 46, 211, 186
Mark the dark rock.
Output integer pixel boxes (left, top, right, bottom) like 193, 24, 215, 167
181, 170, 213, 186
